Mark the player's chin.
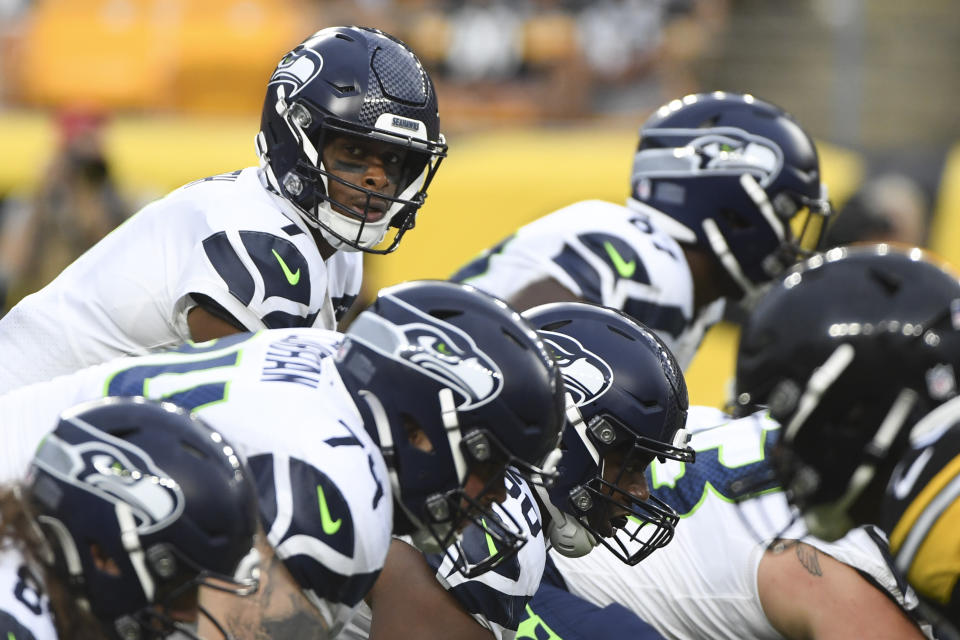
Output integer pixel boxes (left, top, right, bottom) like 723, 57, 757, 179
586, 510, 621, 539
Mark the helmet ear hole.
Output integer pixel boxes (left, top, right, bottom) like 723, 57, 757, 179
402, 413, 435, 453
721, 207, 753, 231
89, 543, 122, 577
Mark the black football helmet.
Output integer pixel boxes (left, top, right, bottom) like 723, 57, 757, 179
26, 397, 260, 640
628, 92, 832, 300
336, 280, 566, 576
256, 26, 447, 253
735, 245, 960, 540
525, 302, 695, 565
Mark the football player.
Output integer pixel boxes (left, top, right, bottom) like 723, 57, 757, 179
0, 398, 261, 640
0, 25, 446, 394
0, 281, 566, 637
734, 244, 960, 636
341, 303, 696, 639
452, 91, 831, 369
531, 407, 933, 640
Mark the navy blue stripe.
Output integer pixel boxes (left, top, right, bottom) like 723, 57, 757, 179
281, 555, 380, 609
521, 581, 665, 639
580, 233, 651, 285
651, 427, 781, 515
282, 223, 305, 236
0, 609, 39, 640
332, 294, 358, 321
162, 382, 230, 410
445, 579, 532, 630
622, 299, 688, 339
286, 459, 355, 557
247, 455, 278, 534
240, 231, 311, 305
450, 235, 514, 283
203, 232, 255, 306
552, 243, 602, 303
262, 309, 320, 329
367, 454, 384, 509
106, 353, 240, 397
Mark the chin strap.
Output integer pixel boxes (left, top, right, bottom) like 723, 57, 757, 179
534, 483, 597, 558
357, 389, 455, 554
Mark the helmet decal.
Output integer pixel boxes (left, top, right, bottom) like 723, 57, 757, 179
35, 433, 185, 536
635, 128, 784, 187
268, 48, 325, 98
349, 294, 505, 410
540, 331, 613, 406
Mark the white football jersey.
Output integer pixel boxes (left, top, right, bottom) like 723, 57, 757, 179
0, 167, 362, 394
550, 407, 930, 640
0, 329, 390, 635
0, 549, 56, 640
451, 200, 724, 370
342, 470, 546, 640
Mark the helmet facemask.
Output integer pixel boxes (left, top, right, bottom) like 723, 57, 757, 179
358, 386, 541, 579
258, 93, 446, 255
257, 26, 448, 255
338, 286, 566, 577
410, 423, 534, 578
553, 406, 692, 565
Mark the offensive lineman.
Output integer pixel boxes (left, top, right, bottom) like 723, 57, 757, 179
531, 407, 933, 640
735, 245, 960, 637
0, 399, 262, 640
342, 303, 696, 640
0, 25, 446, 394
452, 92, 831, 370
0, 281, 566, 637
423, 93, 923, 639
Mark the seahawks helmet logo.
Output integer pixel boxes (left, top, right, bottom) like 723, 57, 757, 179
268, 47, 324, 98
634, 128, 783, 187
347, 295, 504, 410
34, 429, 185, 536
540, 331, 613, 406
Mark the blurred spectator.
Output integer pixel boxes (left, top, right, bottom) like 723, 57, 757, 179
824, 172, 929, 248
0, 108, 129, 311
353, 0, 728, 128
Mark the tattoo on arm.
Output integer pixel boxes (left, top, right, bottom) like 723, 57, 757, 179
768, 539, 823, 577
795, 544, 823, 577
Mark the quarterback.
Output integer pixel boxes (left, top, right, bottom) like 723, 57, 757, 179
0, 25, 446, 394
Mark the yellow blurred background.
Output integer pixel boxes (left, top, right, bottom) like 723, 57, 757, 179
2, 0, 959, 408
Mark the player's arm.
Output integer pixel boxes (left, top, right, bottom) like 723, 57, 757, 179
367, 539, 493, 640
186, 300, 247, 342
506, 277, 582, 312
199, 535, 331, 640
757, 540, 927, 640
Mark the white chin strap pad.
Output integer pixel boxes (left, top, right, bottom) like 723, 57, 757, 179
534, 484, 597, 557
315, 199, 391, 252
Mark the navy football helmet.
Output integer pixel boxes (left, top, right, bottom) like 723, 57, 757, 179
25, 397, 260, 640
336, 280, 566, 576
735, 245, 960, 540
256, 26, 446, 253
525, 302, 695, 565
628, 92, 831, 300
